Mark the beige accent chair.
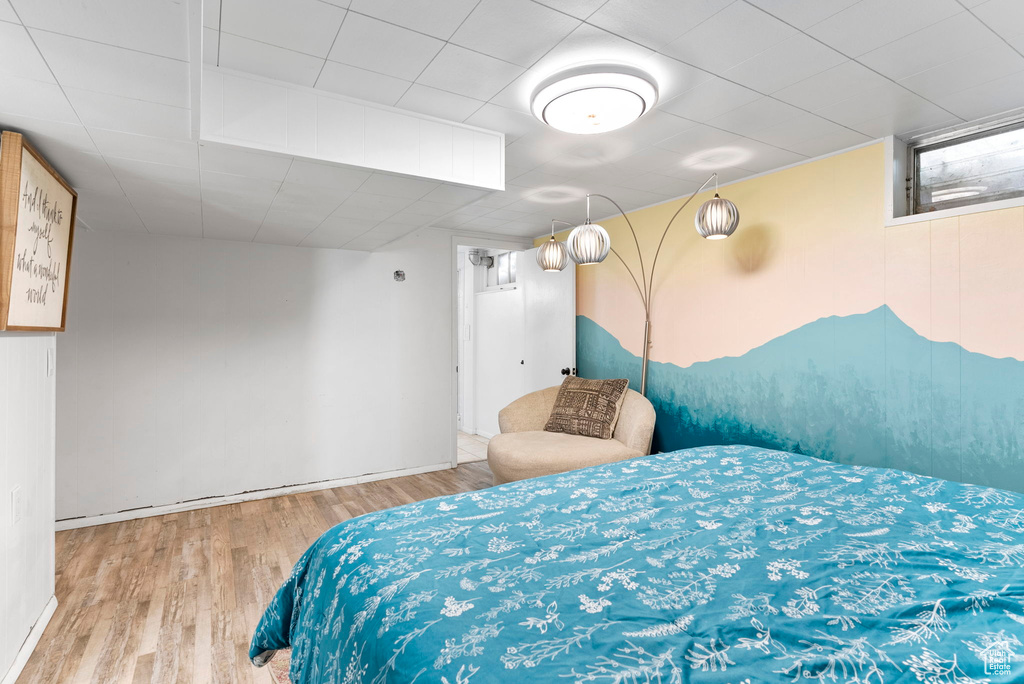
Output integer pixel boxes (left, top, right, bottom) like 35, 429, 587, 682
487, 386, 656, 485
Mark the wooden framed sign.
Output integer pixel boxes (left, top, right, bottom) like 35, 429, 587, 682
0, 131, 77, 331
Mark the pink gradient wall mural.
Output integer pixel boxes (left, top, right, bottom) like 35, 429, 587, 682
565, 143, 1024, 492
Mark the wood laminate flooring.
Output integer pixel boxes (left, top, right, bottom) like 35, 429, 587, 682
19, 462, 493, 683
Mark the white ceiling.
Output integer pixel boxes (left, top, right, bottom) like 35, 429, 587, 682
2, 0, 1024, 249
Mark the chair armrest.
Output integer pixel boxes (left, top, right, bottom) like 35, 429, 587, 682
498, 386, 560, 433
613, 390, 657, 454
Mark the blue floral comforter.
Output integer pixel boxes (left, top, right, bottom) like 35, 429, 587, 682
251, 445, 1024, 683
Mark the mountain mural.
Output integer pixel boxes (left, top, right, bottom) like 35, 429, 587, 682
578, 306, 1024, 493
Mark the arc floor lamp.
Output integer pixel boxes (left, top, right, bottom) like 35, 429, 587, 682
537, 173, 740, 396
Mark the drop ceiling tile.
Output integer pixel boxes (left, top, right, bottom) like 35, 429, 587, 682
587, 0, 734, 51
0, 73, 77, 123
805, 0, 964, 57
385, 212, 431, 227
930, 69, 1024, 121
502, 132, 568, 170
76, 193, 147, 233
340, 234, 389, 251
106, 156, 201, 187
135, 204, 203, 237
199, 144, 293, 182
484, 208, 532, 221
0, 21, 55, 83
420, 185, 489, 205
342, 192, 416, 212
0, 115, 97, 157
218, 33, 324, 87
659, 77, 762, 123
328, 202, 396, 222
855, 109, 961, 139
613, 146, 691, 174
724, 33, 846, 94
220, 0, 346, 58
273, 181, 349, 212
971, 0, 1024, 53
202, 212, 264, 242
64, 87, 190, 139
416, 44, 525, 101
284, 159, 371, 191
329, 13, 444, 81
642, 54, 714, 105
708, 97, 805, 139
655, 123, 738, 155
395, 84, 484, 122
90, 130, 199, 168
300, 219, 377, 248
254, 215, 320, 246
349, 0, 478, 40
10, 0, 188, 60
357, 173, 439, 199
788, 128, 873, 157
431, 214, 470, 229
315, 62, 411, 106
532, 0, 609, 18
0, 1, 17, 22
857, 12, 994, 82
204, 0, 221, 28
704, 137, 806, 174
50, 151, 119, 193
899, 41, 1024, 101
454, 216, 509, 230
32, 30, 189, 108
815, 81, 948, 129
200, 170, 282, 200
744, 0, 861, 29
773, 60, 890, 112
662, 1, 796, 73
748, 111, 852, 148
463, 103, 547, 143
203, 27, 219, 65
449, 0, 580, 67
403, 199, 462, 217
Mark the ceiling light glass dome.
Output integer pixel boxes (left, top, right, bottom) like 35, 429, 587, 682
531, 66, 658, 135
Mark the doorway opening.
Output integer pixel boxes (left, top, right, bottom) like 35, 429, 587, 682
456, 246, 522, 465
453, 242, 576, 468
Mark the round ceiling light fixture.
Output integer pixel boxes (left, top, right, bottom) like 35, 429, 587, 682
531, 65, 658, 135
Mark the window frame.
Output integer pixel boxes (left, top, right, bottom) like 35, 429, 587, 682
908, 119, 1024, 216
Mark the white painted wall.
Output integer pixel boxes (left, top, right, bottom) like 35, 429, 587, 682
0, 333, 56, 681
473, 287, 524, 438
56, 227, 510, 520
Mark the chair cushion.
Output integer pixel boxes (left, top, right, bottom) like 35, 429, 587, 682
544, 376, 629, 440
487, 430, 643, 484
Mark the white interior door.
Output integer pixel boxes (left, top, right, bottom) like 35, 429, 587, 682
520, 247, 576, 394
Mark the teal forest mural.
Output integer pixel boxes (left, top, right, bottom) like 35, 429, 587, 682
578, 306, 1024, 493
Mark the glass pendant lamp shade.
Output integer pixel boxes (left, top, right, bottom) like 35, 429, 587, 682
536, 236, 569, 271
566, 221, 611, 265
695, 193, 739, 240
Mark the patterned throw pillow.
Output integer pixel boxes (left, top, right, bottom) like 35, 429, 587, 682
544, 376, 629, 440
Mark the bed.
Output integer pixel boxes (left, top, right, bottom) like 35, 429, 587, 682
250, 445, 1024, 683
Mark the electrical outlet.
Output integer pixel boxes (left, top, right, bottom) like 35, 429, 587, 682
11, 486, 24, 525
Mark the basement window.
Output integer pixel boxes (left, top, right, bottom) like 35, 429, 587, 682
911, 121, 1024, 215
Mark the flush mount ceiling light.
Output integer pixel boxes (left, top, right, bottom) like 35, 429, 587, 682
531, 65, 658, 135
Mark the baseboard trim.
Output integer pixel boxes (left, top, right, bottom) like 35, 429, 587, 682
56, 462, 453, 531
475, 430, 496, 440
1, 594, 57, 684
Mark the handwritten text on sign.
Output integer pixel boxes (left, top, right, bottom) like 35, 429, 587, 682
8, 150, 72, 328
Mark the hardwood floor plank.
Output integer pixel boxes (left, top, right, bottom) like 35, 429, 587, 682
20, 462, 492, 683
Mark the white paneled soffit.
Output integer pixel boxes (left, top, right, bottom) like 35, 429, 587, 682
200, 67, 505, 191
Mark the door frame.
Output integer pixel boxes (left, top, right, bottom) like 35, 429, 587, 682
449, 233, 533, 469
